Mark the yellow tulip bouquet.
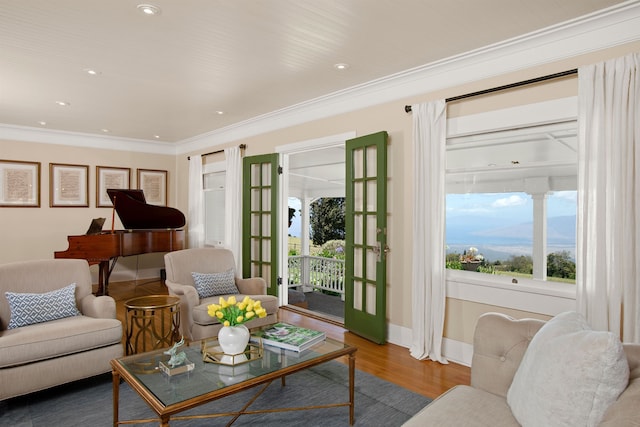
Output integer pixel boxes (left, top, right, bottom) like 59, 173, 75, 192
207, 296, 267, 327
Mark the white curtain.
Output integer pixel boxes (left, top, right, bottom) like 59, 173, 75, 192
410, 100, 448, 363
577, 52, 640, 342
188, 155, 205, 248
224, 146, 243, 273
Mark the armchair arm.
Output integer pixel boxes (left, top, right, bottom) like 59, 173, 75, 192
166, 279, 200, 341
236, 277, 267, 295
80, 294, 117, 319
470, 312, 545, 397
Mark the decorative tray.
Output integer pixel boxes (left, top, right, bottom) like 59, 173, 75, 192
201, 340, 263, 366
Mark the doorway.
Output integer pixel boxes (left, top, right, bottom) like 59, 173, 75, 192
278, 133, 352, 322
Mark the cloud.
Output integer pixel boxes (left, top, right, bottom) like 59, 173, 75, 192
492, 195, 527, 208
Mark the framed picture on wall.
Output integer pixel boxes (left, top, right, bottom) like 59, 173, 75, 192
0, 159, 41, 207
96, 166, 130, 207
137, 168, 167, 206
49, 163, 89, 207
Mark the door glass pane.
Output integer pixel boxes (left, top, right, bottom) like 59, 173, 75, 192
251, 214, 261, 234
262, 188, 271, 210
262, 214, 271, 236
354, 248, 363, 277
354, 181, 363, 211
353, 148, 363, 179
261, 164, 271, 185
354, 214, 363, 244
366, 146, 377, 177
262, 239, 271, 262
366, 283, 376, 315
251, 189, 260, 207
353, 280, 363, 310
366, 251, 377, 280
366, 215, 376, 245
251, 164, 260, 184
366, 179, 376, 211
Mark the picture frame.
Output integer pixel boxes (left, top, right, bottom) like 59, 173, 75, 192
96, 166, 130, 207
137, 168, 167, 206
0, 159, 41, 207
49, 163, 89, 207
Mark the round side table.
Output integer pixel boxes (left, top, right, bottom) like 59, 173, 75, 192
125, 295, 181, 355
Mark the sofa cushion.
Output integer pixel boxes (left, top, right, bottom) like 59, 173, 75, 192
403, 385, 519, 427
192, 270, 239, 298
507, 311, 629, 427
0, 315, 122, 368
192, 294, 279, 326
5, 283, 81, 329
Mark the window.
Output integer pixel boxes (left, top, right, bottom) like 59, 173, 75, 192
445, 121, 577, 284
203, 163, 225, 246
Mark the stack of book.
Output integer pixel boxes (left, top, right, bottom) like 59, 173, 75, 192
251, 322, 326, 352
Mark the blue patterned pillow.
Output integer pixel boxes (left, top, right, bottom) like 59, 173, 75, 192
5, 283, 81, 329
191, 269, 239, 298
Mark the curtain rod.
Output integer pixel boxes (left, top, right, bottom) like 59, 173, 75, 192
188, 144, 246, 160
404, 69, 578, 113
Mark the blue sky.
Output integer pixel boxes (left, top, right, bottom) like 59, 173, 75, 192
446, 191, 577, 223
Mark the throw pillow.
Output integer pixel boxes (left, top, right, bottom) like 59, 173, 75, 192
507, 311, 629, 427
192, 269, 239, 298
5, 283, 81, 329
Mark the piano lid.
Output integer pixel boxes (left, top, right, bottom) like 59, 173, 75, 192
107, 189, 186, 229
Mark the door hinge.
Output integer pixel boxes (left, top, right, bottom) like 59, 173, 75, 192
277, 276, 283, 285
277, 166, 283, 175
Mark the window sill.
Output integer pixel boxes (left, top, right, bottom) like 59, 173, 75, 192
446, 270, 576, 316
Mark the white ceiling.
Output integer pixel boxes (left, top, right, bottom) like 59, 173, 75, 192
0, 0, 626, 144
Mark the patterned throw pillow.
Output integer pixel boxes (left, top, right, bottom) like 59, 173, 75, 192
5, 283, 81, 329
191, 269, 239, 298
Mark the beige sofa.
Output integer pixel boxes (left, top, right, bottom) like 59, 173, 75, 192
0, 259, 123, 400
164, 248, 278, 342
404, 312, 640, 426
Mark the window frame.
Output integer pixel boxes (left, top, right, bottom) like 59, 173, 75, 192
444, 96, 578, 315
203, 161, 226, 247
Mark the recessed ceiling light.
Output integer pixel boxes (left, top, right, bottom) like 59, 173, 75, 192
55, 101, 70, 107
84, 68, 101, 76
334, 63, 350, 70
215, 110, 225, 115
38, 121, 47, 126
154, 135, 161, 139
101, 129, 110, 133
137, 4, 161, 15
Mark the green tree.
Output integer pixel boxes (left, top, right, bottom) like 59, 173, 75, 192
507, 255, 533, 274
547, 251, 576, 279
310, 198, 345, 246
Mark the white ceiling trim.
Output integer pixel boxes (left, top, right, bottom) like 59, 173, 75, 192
176, 0, 640, 155
0, 123, 176, 155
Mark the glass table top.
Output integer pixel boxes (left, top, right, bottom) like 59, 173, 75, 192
114, 336, 351, 407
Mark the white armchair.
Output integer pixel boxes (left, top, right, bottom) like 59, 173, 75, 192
163, 248, 278, 342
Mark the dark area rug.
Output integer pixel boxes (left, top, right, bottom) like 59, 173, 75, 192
0, 361, 430, 427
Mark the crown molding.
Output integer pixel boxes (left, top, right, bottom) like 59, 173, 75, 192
177, 0, 640, 154
0, 123, 176, 155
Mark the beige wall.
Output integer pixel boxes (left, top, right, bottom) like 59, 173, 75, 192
176, 41, 640, 349
0, 139, 176, 281
3, 40, 640, 356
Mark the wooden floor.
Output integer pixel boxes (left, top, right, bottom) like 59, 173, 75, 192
106, 278, 470, 400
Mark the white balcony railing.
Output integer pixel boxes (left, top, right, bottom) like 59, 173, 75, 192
288, 255, 345, 298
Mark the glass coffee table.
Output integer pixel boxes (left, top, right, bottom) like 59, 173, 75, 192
111, 335, 357, 426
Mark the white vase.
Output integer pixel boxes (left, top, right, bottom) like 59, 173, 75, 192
218, 324, 250, 355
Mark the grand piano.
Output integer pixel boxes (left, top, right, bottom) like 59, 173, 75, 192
55, 189, 186, 295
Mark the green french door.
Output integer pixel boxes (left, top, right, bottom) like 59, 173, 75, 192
242, 154, 279, 297
344, 131, 388, 344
